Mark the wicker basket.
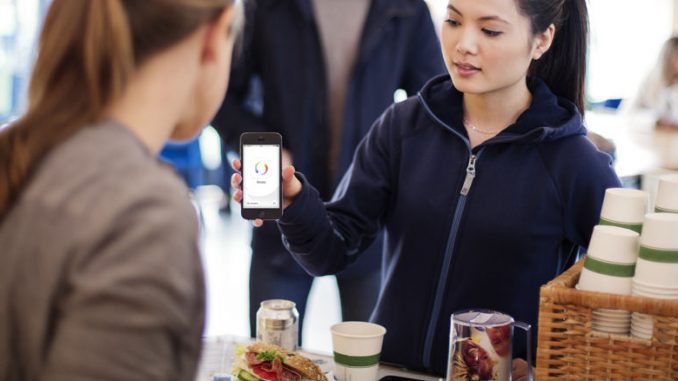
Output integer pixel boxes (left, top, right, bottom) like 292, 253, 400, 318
536, 258, 678, 380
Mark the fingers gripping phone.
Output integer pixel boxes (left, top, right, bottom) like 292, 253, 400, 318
240, 132, 283, 220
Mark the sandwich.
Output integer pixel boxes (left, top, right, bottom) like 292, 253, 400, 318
232, 342, 328, 381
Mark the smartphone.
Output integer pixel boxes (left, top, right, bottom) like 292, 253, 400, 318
240, 132, 283, 220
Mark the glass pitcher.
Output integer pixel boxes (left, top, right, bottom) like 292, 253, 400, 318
446, 309, 532, 381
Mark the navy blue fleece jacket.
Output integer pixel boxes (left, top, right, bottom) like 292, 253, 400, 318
278, 75, 621, 375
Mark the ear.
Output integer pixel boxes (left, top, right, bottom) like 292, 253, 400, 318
201, 6, 236, 64
532, 23, 555, 60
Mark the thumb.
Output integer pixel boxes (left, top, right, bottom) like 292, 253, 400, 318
282, 165, 296, 182
282, 166, 302, 208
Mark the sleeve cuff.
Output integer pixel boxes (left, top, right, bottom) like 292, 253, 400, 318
277, 172, 329, 245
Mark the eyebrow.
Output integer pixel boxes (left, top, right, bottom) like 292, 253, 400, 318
447, 4, 510, 24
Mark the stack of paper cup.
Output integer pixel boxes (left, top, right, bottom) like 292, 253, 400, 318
577, 225, 639, 334
631, 213, 678, 339
599, 188, 649, 233
654, 174, 678, 213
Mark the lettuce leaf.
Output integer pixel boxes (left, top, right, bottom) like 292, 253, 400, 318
256, 351, 285, 363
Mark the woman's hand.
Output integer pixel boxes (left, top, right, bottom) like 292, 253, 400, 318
231, 159, 302, 227
511, 358, 532, 381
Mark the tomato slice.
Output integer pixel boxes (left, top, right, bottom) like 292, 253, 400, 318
252, 365, 278, 381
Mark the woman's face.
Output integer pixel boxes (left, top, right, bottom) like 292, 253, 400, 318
441, 0, 550, 98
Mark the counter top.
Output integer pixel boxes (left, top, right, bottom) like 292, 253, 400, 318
196, 336, 442, 381
585, 110, 678, 180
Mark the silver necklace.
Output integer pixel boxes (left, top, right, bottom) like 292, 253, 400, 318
463, 118, 502, 135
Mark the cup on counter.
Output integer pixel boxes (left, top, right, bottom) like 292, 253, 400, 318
577, 225, 639, 334
655, 174, 678, 213
578, 260, 636, 295
631, 312, 654, 340
331, 322, 386, 381
577, 225, 639, 296
630, 213, 678, 339
587, 225, 640, 264
599, 188, 649, 233
635, 213, 678, 287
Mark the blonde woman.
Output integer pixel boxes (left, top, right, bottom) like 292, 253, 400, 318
0, 0, 241, 379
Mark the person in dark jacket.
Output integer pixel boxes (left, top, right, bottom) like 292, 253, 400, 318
233, 0, 621, 377
212, 0, 445, 340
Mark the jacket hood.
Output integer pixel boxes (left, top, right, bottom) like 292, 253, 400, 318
417, 74, 585, 143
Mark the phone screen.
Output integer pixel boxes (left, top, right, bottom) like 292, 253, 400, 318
242, 143, 281, 209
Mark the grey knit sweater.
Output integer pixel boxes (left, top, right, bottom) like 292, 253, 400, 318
0, 120, 205, 381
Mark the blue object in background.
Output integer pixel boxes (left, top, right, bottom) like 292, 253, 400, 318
603, 98, 623, 109
589, 98, 623, 110
159, 127, 230, 199
11, 73, 21, 117
159, 138, 205, 189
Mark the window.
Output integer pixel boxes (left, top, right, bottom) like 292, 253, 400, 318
0, 0, 48, 123
588, 0, 673, 103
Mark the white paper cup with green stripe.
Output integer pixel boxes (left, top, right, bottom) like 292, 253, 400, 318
587, 225, 640, 264
331, 322, 386, 381
634, 213, 678, 287
599, 188, 648, 233
655, 174, 678, 213
578, 253, 635, 334
578, 256, 635, 295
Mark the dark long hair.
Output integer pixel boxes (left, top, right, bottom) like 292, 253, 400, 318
519, 0, 588, 113
0, 0, 239, 220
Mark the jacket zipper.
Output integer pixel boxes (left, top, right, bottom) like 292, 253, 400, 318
415, 91, 557, 369
460, 154, 477, 196
422, 149, 483, 369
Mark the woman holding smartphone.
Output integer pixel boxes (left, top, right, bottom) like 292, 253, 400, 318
233, 0, 619, 378
0, 0, 241, 379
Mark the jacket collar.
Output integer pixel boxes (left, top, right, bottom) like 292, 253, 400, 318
417, 74, 585, 143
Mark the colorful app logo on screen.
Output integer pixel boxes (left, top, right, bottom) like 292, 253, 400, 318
255, 161, 269, 175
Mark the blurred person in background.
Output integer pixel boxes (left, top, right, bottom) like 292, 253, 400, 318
232, 0, 620, 377
632, 36, 678, 130
0, 0, 241, 379
211, 0, 445, 341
